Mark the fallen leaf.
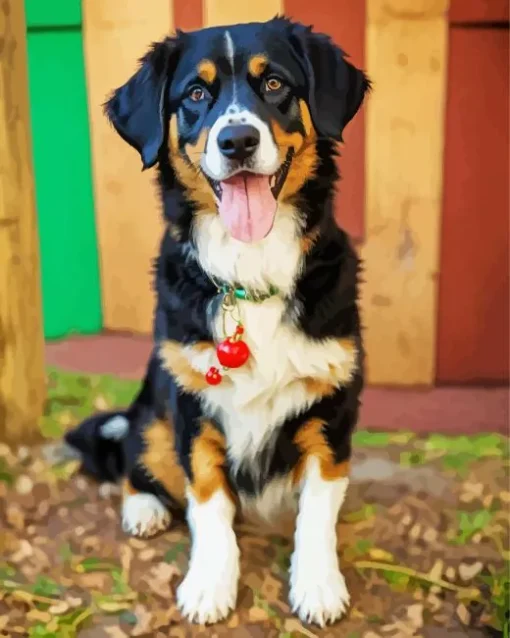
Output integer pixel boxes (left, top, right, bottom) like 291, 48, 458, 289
428, 559, 444, 582
283, 618, 318, 637
131, 604, 153, 636
260, 572, 282, 603
139, 548, 156, 562
48, 600, 70, 615
407, 603, 424, 628
248, 606, 269, 622
26, 609, 52, 623
456, 603, 471, 625
144, 562, 181, 599
6, 504, 25, 531
15, 475, 33, 495
368, 548, 394, 562
458, 561, 483, 581
105, 628, 129, 638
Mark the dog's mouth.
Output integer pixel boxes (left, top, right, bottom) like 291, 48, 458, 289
205, 149, 294, 244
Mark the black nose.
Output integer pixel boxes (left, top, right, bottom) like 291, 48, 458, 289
217, 124, 260, 161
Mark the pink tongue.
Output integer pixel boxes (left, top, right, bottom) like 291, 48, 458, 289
218, 174, 277, 243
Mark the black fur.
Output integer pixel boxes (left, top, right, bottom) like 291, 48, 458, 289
66, 16, 368, 505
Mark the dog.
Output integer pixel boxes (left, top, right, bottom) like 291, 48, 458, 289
65, 16, 369, 627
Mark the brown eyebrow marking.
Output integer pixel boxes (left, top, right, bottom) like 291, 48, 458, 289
197, 59, 217, 84
248, 54, 268, 78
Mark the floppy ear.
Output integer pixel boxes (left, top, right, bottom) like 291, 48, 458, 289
290, 25, 371, 141
104, 36, 181, 169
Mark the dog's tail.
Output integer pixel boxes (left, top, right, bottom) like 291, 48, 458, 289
64, 411, 129, 483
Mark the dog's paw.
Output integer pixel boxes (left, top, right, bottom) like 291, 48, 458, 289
289, 563, 350, 627
122, 492, 171, 538
177, 534, 239, 624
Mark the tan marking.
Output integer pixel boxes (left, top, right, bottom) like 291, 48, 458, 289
300, 226, 321, 254
190, 422, 235, 504
293, 418, 351, 485
169, 125, 216, 214
169, 114, 179, 154
159, 340, 219, 393
271, 101, 318, 202
248, 54, 268, 78
123, 478, 138, 496
197, 59, 217, 84
302, 377, 336, 399
140, 419, 186, 506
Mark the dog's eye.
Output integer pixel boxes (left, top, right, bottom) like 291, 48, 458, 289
264, 76, 283, 92
189, 86, 205, 102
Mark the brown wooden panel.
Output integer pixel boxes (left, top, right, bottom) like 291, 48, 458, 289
284, 0, 366, 240
449, 0, 509, 23
173, 0, 203, 30
362, 0, 448, 386
205, 0, 283, 26
83, 1, 172, 334
437, 27, 509, 383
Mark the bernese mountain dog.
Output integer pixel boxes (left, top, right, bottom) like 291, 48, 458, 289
66, 16, 370, 627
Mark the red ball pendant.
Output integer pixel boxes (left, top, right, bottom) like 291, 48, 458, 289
205, 366, 222, 385
216, 337, 250, 369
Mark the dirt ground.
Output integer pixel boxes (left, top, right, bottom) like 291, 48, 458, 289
0, 369, 508, 638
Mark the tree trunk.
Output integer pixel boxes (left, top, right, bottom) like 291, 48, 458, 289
0, 0, 46, 444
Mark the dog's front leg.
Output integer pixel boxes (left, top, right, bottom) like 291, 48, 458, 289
289, 454, 350, 627
177, 422, 239, 624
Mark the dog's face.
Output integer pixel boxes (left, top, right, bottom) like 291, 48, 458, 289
106, 18, 369, 243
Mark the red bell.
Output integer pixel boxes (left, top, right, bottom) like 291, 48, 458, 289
216, 326, 250, 369
205, 367, 222, 385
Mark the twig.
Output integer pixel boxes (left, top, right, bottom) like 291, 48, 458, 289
355, 560, 482, 600
0, 578, 61, 606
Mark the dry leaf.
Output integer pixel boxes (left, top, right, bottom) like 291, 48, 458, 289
458, 561, 483, 581
248, 606, 269, 622
428, 559, 444, 582
139, 548, 157, 562
407, 603, 424, 628
11, 539, 33, 563
144, 562, 181, 599
260, 573, 282, 602
48, 600, 70, 615
15, 475, 33, 495
6, 504, 25, 531
283, 618, 318, 637
131, 604, 153, 636
97, 599, 133, 613
26, 610, 52, 623
456, 603, 471, 625
105, 628, 129, 638
368, 548, 394, 562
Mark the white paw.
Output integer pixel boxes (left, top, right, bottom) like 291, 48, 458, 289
289, 560, 350, 627
122, 493, 171, 538
177, 532, 239, 624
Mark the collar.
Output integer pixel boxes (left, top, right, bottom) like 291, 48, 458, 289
218, 283, 279, 303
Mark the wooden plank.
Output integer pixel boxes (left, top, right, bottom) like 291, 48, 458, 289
362, 0, 448, 385
449, 0, 509, 23
437, 27, 509, 383
173, 0, 203, 31
0, 0, 46, 443
284, 0, 367, 240
83, 1, 172, 334
205, 0, 283, 26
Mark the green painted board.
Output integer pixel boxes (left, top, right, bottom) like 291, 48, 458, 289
25, 0, 81, 28
26, 25, 102, 339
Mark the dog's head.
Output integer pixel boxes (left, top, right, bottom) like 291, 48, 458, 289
105, 17, 369, 243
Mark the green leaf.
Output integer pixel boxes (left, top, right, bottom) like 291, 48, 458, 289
74, 557, 120, 573
0, 564, 16, 580
352, 431, 390, 447
32, 576, 63, 597
342, 504, 376, 523
163, 541, 188, 563
28, 625, 59, 638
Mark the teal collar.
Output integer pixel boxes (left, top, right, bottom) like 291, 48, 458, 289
219, 283, 279, 303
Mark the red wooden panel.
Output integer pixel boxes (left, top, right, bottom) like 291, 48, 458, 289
437, 27, 509, 383
284, 0, 366, 240
173, 0, 203, 31
449, 0, 509, 23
